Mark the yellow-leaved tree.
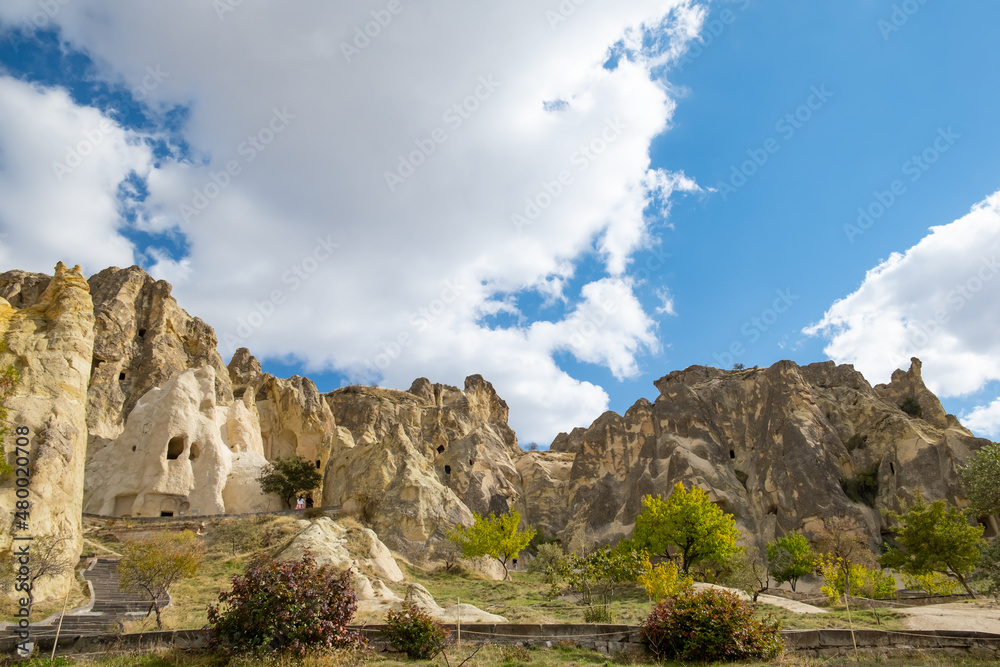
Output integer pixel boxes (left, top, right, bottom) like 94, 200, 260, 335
633, 482, 740, 574
447, 511, 535, 580
117, 530, 204, 629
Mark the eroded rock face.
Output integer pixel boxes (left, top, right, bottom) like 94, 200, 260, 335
83, 367, 278, 517
86, 266, 233, 441
0, 269, 52, 308
541, 359, 990, 549
228, 348, 336, 479
0, 263, 94, 603
321, 376, 523, 551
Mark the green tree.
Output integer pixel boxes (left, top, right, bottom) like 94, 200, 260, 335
879, 494, 983, 598
447, 510, 535, 580
117, 530, 204, 629
633, 482, 740, 574
959, 442, 1000, 516
767, 531, 815, 592
257, 456, 323, 509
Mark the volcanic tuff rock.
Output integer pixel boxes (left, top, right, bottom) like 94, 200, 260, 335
0, 263, 93, 602
228, 348, 336, 474
321, 375, 523, 552
534, 358, 990, 549
83, 367, 279, 517
85, 266, 233, 442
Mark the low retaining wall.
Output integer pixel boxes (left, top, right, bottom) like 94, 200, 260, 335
4, 625, 1000, 660
785, 629, 1000, 660
82, 506, 342, 523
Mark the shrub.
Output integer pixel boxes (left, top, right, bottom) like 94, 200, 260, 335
840, 465, 879, 506
899, 397, 923, 418
583, 605, 614, 623
641, 588, 783, 662
383, 602, 450, 659
303, 506, 326, 519
207, 551, 362, 656
818, 556, 896, 602
499, 644, 532, 666
901, 571, 960, 597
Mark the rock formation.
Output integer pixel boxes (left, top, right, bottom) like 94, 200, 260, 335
1, 262, 994, 602
83, 367, 278, 517
85, 266, 233, 443
228, 348, 336, 475
276, 517, 505, 621
321, 376, 523, 552
531, 358, 990, 550
0, 263, 94, 602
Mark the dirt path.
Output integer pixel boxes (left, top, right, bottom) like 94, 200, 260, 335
693, 583, 829, 614
897, 601, 1000, 633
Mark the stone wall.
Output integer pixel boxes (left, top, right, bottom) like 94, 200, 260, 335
8, 626, 1000, 661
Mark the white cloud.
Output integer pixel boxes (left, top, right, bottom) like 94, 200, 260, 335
805, 188, 1000, 411
962, 399, 1000, 440
0, 75, 154, 274
0, 1, 705, 443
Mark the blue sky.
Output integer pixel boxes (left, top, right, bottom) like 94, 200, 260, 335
1, 1, 998, 445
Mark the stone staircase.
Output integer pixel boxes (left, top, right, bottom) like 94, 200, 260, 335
1, 558, 168, 639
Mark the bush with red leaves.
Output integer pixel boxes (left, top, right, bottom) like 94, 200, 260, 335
207, 551, 364, 656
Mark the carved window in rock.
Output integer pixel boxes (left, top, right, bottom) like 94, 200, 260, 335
166, 436, 185, 460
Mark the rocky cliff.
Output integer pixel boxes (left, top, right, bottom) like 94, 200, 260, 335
0, 263, 94, 602
321, 375, 524, 553
0, 263, 994, 601
530, 358, 990, 550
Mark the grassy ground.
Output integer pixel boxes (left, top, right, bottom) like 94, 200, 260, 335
402, 566, 901, 631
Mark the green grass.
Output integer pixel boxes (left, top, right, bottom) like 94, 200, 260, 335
402, 567, 655, 625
